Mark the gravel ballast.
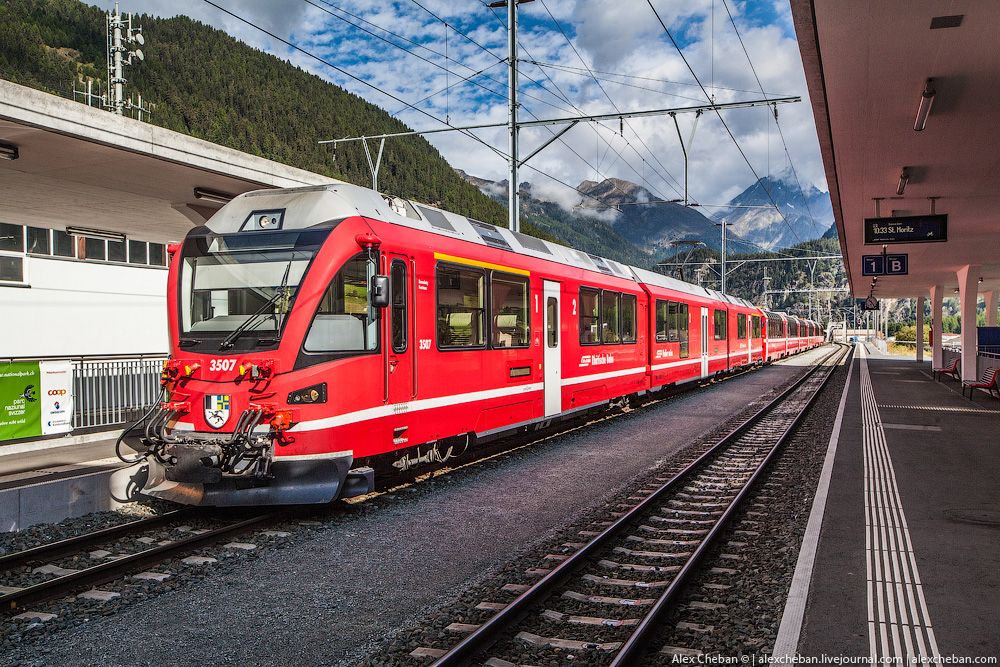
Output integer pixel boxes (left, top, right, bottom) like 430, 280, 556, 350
1, 350, 831, 667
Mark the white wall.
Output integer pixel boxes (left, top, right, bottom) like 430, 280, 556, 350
3, 256, 168, 357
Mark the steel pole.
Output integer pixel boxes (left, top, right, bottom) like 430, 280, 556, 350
507, 0, 519, 233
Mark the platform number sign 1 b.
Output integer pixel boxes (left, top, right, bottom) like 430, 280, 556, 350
862, 253, 907, 276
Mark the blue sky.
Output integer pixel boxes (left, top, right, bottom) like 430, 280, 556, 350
95, 0, 826, 211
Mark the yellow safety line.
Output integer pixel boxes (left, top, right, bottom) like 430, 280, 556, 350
433, 252, 530, 276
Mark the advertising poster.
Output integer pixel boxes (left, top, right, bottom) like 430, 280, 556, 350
40, 360, 74, 435
0, 362, 43, 442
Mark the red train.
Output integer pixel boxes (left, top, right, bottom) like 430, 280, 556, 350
116, 183, 823, 506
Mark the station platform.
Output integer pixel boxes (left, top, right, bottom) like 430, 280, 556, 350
777, 343, 1000, 661
0, 434, 120, 531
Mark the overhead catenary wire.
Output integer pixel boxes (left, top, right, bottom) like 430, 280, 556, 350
645, 0, 819, 254
720, 0, 824, 237
478, 0, 688, 204
403, 0, 685, 207
200, 0, 621, 213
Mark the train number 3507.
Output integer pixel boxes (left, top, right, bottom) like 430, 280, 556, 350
209, 358, 238, 372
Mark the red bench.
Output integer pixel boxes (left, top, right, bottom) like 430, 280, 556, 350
933, 356, 960, 382
962, 366, 999, 398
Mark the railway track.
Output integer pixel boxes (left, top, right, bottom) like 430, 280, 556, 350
416, 343, 849, 666
0, 508, 281, 614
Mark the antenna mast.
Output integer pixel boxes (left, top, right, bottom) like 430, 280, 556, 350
105, 1, 151, 118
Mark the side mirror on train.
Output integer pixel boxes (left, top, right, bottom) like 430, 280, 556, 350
370, 275, 390, 309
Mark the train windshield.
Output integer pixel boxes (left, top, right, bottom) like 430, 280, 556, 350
179, 229, 329, 338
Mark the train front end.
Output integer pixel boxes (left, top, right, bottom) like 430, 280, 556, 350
112, 185, 382, 506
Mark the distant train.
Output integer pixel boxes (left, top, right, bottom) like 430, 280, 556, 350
114, 183, 822, 506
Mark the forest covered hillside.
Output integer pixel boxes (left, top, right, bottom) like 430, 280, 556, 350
0, 0, 516, 228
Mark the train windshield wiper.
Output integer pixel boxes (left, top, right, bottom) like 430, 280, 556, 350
219, 261, 293, 351
219, 290, 287, 350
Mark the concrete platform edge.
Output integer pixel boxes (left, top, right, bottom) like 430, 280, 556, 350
0, 429, 118, 457
773, 344, 856, 655
0, 468, 123, 533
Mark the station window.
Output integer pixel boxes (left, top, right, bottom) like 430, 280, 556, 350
491, 272, 529, 348
26, 227, 50, 255
148, 243, 166, 266
713, 309, 727, 340
579, 287, 600, 345
0, 256, 23, 283
621, 294, 637, 344
737, 313, 747, 339
79, 237, 107, 261
108, 239, 127, 263
52, 229, 75, 258
436, 265, 486, 349
128, 240, 147, 264
304, 254, 378, 353
751, 315, 761, 339
390, 260, 407, 353
601, 290, 620, 344
0, 223, 23, 253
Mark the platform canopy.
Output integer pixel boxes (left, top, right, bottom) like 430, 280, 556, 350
791, 1, 1000, 299
0, 80, 336, 243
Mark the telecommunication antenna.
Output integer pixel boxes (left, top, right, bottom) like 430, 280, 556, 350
105, 1, 151, 118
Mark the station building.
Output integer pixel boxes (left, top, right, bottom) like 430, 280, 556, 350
0, 79, 335, 442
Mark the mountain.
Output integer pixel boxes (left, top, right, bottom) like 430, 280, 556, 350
576, 178, 724, 253
455, 171, 655, 268
717, 175, 834, 250
0, 0, 509, 227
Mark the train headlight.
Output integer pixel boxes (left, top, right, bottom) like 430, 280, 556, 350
287, 383, 327, 405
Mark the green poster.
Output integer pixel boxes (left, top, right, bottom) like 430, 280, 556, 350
0, 362, 42, 442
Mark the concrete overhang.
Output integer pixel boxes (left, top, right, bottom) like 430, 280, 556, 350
791, 1, 1000, 299
0, 79, 339, 242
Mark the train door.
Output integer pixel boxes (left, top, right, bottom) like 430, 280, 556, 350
385, 255, 413, 407
700, 306, 709, 377
543, 280, 561, 416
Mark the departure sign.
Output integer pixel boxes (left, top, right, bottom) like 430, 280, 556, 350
864, 214, 947, 244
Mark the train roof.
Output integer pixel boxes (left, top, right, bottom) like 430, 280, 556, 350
210, 183, 757, 310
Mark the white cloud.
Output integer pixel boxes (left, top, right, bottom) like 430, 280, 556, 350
94, 0, 827, 210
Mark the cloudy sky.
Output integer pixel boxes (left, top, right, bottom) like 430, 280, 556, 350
95, 0, 826, 208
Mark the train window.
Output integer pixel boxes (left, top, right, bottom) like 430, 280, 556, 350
304, 254, 378, 353
26, 227, 50, 255
751, 315, 761, 339
547, 297, 558, 348
436, 265, 486, 349
737, 313, 747, 339
391, 260, 407, 353
621, 294, 637, 343
491, 272, 529, 348
678, 303, 689, 358
655, 300, 670, 343
601, 290, 621, 344
579, 287, 600, 345
713, 309, 727, 340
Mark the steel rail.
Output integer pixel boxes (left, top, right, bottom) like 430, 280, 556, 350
1, 512, 280, 612
0, 509, 196, 571
431, 344, 846, 666
610, 343, 851, 664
